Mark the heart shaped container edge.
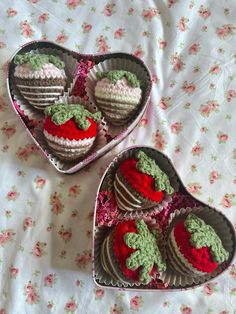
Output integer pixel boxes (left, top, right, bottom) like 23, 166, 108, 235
92, 145, 236, 291
6, 40, 152, 174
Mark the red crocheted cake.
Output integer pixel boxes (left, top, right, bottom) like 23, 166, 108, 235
100, 219, 166, 285
114, 150, 174, 211
167, 213, 229, 277
43, 103, 101, 161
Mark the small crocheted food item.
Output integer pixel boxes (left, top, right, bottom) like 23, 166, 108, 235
43, 104, 101, 161
100, 219, 166, 285
167, 213, 229, 277
14, 52, 67, 110
94, 70, 142, 126
114, 151, 174, 211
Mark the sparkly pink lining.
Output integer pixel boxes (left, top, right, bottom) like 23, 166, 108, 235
96, 191, 119, 226
152, 192, 201, 231
71, 59, 95, 100
96, 191, 201, 229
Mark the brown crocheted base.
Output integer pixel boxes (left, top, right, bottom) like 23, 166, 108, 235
15, 77, 67, 87
15, 77, 67, 109
100, 230, 131, 284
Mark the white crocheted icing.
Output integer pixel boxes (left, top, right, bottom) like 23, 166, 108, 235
14, 63, 66, 79
43, 130, 95, 148
16, 85, 64, 89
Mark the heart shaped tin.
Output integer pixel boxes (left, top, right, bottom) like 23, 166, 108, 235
6, 41, 152, 173
93, 146, 236, 291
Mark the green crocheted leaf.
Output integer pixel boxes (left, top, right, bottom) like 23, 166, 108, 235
44, 104, 101, 130
96, 70, 140, 87
139, 260, 154, 285
136, 151, 174, 194
52, 109, 73, 125
74, 111, 90, 130
14, 52, 65, 70
124, 233, 142, 249
124, 219, 166, 284
126, 250, 143, 269
136, 218, 149, 237
185, 214, 229, 263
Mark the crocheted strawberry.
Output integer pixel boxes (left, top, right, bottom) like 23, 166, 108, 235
95, 70, 142, 126
168, 214, 229, 276
43, 104, 101, 161
114, 150, 174, 211
14, 52, 67, 110
100, 219, 166, 285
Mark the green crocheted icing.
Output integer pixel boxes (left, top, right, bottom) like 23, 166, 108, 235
185, 214, 229, 263
14, 53, 65, 70
44, 104, 101, 130
135, 151, 174, 194
124, 219, 166, 284
96, 70, 140, 87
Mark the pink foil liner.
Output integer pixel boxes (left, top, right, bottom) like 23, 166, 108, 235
70, 59, 95, 100
95, 191, 200, 230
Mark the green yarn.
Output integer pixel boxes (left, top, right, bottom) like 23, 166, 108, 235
96, 70, 140, 87
14, 53, 65, 70
185, 214, 229, 263
44, 104, 101, 130
136, 151, 174, 194
124, 219, 166, 284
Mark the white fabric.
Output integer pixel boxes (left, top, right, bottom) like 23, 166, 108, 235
0, 0, 236, 313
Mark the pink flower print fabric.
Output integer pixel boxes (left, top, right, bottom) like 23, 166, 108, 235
0, 0, 236, 313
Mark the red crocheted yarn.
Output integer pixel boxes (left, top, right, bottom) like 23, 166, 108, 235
174, 221, 218, 273
113, 221, 140, 281
119, 158, 164, 202
44, 116, 97, 140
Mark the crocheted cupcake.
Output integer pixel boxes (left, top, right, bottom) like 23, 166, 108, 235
43, 104, 101, 161
14, 52, 67, 110
114, 151, 174, 211
100, 219, 166, 285
94, 70, 142, 126
167, 213, 229, 277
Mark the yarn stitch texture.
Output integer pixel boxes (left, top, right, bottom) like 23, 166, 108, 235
96, 70, 140, 87
136, 151, 174, 194
174, 221, 218, 273
44, 116, 97, 140
44, 104, 101, 130
185, 214, 229, 263
113, 220, 139, 281
14, 53, 65, 70
119, 158, 164, 202
124, 220, 166, 284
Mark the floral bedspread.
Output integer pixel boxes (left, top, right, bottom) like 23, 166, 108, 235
0, 0, 236, 313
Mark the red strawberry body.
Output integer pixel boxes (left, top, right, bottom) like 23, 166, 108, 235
113, 220, 139, 281
43, 116, 97, 161
43, 103, 101, 161
44, 116, 97, 140
173, 221, 218, 273
112, 220, 157, 282
119, 158, 164, 202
